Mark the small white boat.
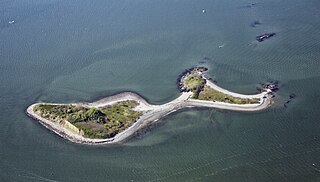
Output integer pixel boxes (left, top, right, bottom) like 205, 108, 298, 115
202, 9, 206, 13
9, 20, 15, 24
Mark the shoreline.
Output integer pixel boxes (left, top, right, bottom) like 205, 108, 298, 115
26, 77, 273, 145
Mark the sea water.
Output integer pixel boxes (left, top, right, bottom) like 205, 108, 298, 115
1, 0, 320, 181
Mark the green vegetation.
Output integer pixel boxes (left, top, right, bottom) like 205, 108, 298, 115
183, 74, 206, 92
182, 73, 260, 104
197, 86, 260, 104
33, 101, 142, 139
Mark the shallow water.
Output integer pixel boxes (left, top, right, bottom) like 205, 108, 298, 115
1, 0, 320, 181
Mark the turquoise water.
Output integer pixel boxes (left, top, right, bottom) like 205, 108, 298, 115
1, 0, 320, 181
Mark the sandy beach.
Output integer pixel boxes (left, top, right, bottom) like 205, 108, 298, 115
26, 78, 273, 145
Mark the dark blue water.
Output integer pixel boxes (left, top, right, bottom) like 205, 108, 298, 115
1, 0, 320, 181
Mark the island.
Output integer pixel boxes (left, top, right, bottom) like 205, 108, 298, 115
26, 67, 274, 145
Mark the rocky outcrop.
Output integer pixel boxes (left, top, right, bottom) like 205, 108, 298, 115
256, 33, 276, 42
177, 66, 208, 92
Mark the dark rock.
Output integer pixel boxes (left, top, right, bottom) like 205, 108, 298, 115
289, 93, 296, 99
256, 33, 276, 42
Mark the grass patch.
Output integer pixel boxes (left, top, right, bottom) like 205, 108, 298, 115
33, 101, 142, 139
197, 86, 260, 104
183, 74, 205, 91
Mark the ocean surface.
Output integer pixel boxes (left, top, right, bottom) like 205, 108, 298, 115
1, 0, 320, 181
